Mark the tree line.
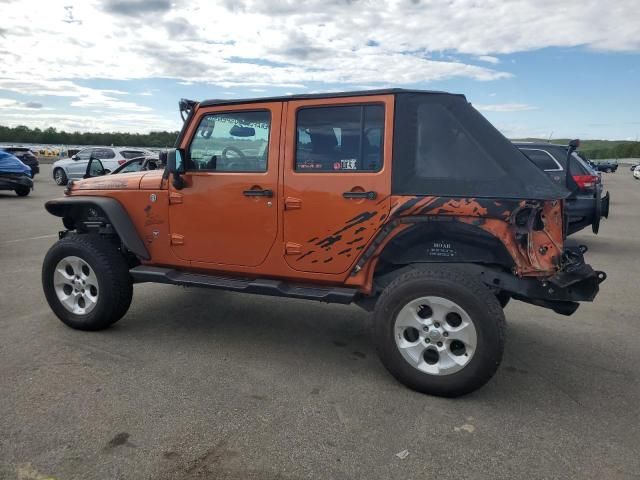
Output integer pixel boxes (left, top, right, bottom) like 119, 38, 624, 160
3, 124, 639, 159
581, 142, 640, 160
0, 125, 179, 148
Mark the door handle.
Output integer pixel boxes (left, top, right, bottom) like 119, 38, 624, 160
243, 189, 273, 197
343, 191, 377, 200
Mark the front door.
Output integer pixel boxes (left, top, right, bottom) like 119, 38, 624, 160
169, 102, 282, 267
67, 148, 93, 179
283, 95, 393, 274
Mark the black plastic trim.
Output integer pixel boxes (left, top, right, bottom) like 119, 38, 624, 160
45, 196, 150, 260
130, 265, 357, 304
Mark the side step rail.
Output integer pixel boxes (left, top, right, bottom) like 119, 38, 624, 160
130, 265, 357, 305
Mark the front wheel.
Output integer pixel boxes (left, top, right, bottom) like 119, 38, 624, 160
42, 234, 133, 331
15, 186, 30, 196
373, 266, 505, 397
53, 168, 68, 185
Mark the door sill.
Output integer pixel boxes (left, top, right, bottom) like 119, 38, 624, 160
130, 265, 357, 304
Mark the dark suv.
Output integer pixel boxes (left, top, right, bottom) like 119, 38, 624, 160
514, 142, 609, 235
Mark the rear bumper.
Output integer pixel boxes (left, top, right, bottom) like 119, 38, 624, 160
480, 245, 605, 315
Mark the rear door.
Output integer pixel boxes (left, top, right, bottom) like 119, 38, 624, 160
283, 95, 393, 274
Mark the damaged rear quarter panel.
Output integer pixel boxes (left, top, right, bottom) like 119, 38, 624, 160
345, 195, 565, 292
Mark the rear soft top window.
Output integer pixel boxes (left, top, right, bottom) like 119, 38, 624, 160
392, 93, 566, 199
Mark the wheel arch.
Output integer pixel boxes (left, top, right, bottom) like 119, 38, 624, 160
45, 196, 150, 260
365, 220, 516, 298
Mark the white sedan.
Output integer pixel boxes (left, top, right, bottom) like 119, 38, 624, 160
634, 165, 640, 180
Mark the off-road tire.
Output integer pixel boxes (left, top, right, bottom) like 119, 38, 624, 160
42, 234, 133, 331
53, 168, 67, 186
15, 186, 30, 197
373, 265, 505, 397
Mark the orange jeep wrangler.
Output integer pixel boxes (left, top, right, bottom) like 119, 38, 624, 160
42, 89, 605, 397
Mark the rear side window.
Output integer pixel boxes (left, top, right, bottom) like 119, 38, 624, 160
121, 150, 146, 159
93, 148, 116, 159
520, 149, 562, 171
295, 104, 384, 172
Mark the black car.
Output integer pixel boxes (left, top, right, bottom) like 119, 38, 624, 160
514, 141, 609, 235
589, 159, 618, 173
1, 146, 40, 176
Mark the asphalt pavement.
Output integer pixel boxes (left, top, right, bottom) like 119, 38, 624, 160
1, 165, 639, 480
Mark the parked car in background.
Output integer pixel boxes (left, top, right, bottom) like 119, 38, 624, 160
590, 159, 618, 173
0, 150, 33, 196
80, 155, 163, 179
633, 166, 640, 180
1, 146, 40, 176
51, 147, 154, 185
514, 140, 609, 235
109, 155, 163, 175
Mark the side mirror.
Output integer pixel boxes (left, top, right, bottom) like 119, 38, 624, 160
71, 154, 77, 160
167, 148, 186, 189
84, 158, 107, 178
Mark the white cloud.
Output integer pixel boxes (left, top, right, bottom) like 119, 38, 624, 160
0, 79, 151, 112
476, 55, 500, 64
0, 97, 52, 111
0, 0, 639, 132
476, 103, 538, 112
0, 110, 180, 133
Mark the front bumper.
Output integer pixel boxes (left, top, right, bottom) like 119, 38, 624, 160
480, 245, 605, 316
0, 174, 33, 191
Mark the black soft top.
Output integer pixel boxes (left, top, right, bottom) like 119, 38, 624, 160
193, 89, 565, 201
199, 88, 464, 108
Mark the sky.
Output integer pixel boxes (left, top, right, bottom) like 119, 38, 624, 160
1, 0, 639, 139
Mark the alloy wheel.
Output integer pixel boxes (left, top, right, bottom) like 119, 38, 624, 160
394, 296, 477, 376
53, 256, 99, 315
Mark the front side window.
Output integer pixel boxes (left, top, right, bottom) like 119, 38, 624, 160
76, 148, 92, 161
119, 160, 144, 173
295, 104, 384, 172
188, 110, 271, 172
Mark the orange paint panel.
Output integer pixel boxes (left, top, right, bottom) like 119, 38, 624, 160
282, 95, 394, 274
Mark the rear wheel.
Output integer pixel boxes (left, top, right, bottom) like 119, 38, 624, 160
15, 186, 30, 196
53, 168, 68, 186
373, 266, 505, 397
42, 234, 133, 331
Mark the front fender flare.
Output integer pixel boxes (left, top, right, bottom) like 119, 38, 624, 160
45, 196, 150, 260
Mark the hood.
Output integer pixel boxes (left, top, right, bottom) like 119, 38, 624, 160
71, 171, 148, 191
69, 170, 164, 193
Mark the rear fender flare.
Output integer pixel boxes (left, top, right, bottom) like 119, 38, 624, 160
375, 221, 515, 270
45, 196, 150, 260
